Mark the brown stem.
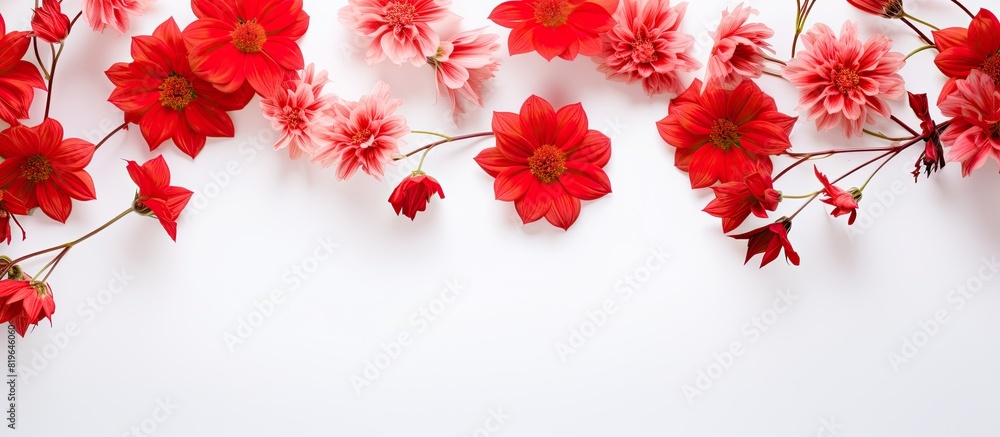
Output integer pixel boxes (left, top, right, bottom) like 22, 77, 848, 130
900, 17, 934, 46
95, 122, 130, 150
398, 132, 495, 160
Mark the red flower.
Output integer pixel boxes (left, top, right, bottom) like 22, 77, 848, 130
934, 9, 1000, 90
31, 0, 71, 43
107, 18, 254, 158
731, 219, 800, 268
389, 172, 445, 220
0, 191, 27, 244
0, 277, 55, 337
126, 155, 194, 241
474, 95, 612, 230
183, 0, 309, 98
489, 0, 618, 61
0, 16, 46, 126
908, 92, 945, 180
657, 78, 797, 188
704, 169, 780, 233
815, 166, 860, 225
847, 0, 904, 18
0, 119, 96, 223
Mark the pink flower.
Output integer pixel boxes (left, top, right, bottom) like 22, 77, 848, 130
82, 0, 153, 34
430, 29, 501, 125
311, 81, 410, 180
938, 70, 1000, 176
782, 22, 905, 138
339, 0, 454, 66
815, 165, 860, 225
260, 64, 337, 160
593, 0, 700, 96
706, 3, 774, 89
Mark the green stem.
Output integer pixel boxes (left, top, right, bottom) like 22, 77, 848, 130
410, 130, 453, 142
65, 209, 133, 248
781, 191, 822, 200
397, 132, 495, 160
900, 17, 934, 45
904, 45, 937, 61
863, 129, 916, 142
415, 148, 432, 173
903, 13, 940, 30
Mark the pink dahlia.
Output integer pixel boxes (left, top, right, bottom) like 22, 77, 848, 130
593, 0, 700, 96
938, 70, 1000, 176
430, 29, 502, 125
311, 82, 410, 180
339, 0, 454, 66
782, 22, 905, 137
260, 64, 337, 160
82, 0, 153, 34
706, 3, 774, 89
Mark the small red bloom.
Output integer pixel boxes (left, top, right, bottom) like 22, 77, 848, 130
815, 166, 860, 225
847, 0, 904, 18
389, 172, 445, 220
0, 191, 28, 244
126, 155, 194, 241
183, 0, 310, 98
0, 16, 46, 126
31, 0, 71, 43
657, 78, 797, 188
908, 92, 945, 180
0, 119, 96, 223
934, 9, 1000, 89
475, 95, 612, 230
107, 18, 254, 159
489, 0, 618, 61
731, 219, 800, 268
704, 169, 780, 233
0, 276, 55, 337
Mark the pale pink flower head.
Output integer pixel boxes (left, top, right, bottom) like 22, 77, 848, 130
706, 3, 774, 89
938, 70, 1000, 176
592, 0, 701, 96
311, 81, 410, 180
430, 28, 502, 125
782, 21, 905, 138
260, 64, 337, 160
82, 0, 153, 34
339, 0, 454, 66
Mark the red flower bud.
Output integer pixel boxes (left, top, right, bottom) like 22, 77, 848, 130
389, 173, 445, 220
31, 0, 71, 43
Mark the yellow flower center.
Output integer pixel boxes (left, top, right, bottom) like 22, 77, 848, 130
231, 19, 267, 53
20, 155, 53, 182
160, 75, 196, 110
534, 0, 571, 28
709, 119, 741, 150
528, 145, 567, 183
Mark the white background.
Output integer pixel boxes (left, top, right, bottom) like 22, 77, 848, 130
2, 0, 1000, 435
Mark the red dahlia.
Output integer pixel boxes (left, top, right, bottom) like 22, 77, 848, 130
0, 119, 96, 223
0, 16, 46, 126
489, 0, 618, 61
389, 172, 445, 220
127, 155, 194, 241
475, 95, 612, 230
107, 18, 254, 158
657, 78, 797, 188
704, 168, 780, 233
0, 276, 55, 337
183, 0, 309, 98
731, 218, 800, 268
0, 190, 27, 244
934, 9, 1000, 99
